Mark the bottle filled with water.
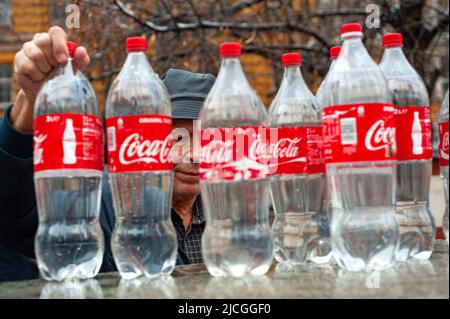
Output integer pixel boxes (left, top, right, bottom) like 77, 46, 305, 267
321, 23, 399, 271
105, 37, 177, 279
33, 41, 105, 281
438, 90, 449, 244
316, 45, 342, 229
199, 42, 273, 277
316, 46, 342, 109
269, 52, 332, 264
380, 33, 435, 260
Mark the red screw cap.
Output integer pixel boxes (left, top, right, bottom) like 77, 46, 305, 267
341, 23, 363, 35
66, 41, 77, 57
126, 37, 148, 52
330, 46, 342, 60
383, 33, 403, 48
220, 42, 242, 57
282, 53, 302, 66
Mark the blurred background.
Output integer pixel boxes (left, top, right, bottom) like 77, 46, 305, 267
0, 0, 448, 233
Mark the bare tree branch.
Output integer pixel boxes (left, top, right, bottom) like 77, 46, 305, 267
225, 0, 265, 16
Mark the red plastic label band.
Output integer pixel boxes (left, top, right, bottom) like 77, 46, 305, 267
106, 115, 173, 173
322, 103, 396, 164
33, 114, 104, 172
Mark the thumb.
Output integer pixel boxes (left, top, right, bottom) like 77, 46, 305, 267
73, 46, 90, 69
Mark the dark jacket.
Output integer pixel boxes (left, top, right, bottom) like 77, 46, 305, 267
0, 107, 190, 282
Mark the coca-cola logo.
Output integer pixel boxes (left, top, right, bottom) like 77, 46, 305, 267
119, 133, 171, 165
365, 120, 395, 151
441, 131, 449, 160
251, 137, 301, 160
201, 140, 234, 163
33, 134, 47, 165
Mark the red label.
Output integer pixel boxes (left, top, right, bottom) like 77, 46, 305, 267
438, 120, 449, 167
200, 126, 271, 182
395, 107, 432, 161
33, 114, 104, 172
322, 103, 396, 164
270, 126, 325, 175
106, 115, 173, 173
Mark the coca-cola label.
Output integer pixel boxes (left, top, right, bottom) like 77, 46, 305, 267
438, 120, 449, 167
106, 115, 173, 173
270, 126, 325, 175
33, 114, 104, 172
322, 103, 396, 164
200, 126, 271, 181
395, 106, 432, 161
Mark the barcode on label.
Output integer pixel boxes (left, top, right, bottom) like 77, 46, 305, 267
107, 126, 116, 151
340, 118, 357, 145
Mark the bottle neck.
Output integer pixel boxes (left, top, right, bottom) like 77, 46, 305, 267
380, 46, 410, 68
60, 56, 76, 78
342, 35, 365, 52
283, 65, 302, 80
339, 34, 380, 70
217, 57, 249, 87
123, 51, 153, 73
278, 64, 312, 97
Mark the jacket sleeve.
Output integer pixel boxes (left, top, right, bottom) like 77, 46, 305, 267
0, 106, 37, 260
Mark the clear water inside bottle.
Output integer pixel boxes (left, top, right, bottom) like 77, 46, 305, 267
109, 172, 177, 279
105, 50, 177, 279
200, 56, 273, 277
380, 47, 435, 261
34, 170, 104, 281
323, 35, 399, 271
269, 64, 332, 265
33, 58, 105, 281
438, 91, 449, 245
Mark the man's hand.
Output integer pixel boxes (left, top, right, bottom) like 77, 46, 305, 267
9, 26, 90, 133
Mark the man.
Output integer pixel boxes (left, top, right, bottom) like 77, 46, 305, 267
0, 26, 215, 282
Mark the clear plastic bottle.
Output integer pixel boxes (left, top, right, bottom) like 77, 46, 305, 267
269, 52, 332, 264
321, 23, 399, 271
380, 33, 435, 261
316, 46, 342, 109
33, 42, 105, 281
105, 37, 177, 279
316, 46, 342, 229
199, 42, 273, 277
437, 90, 449, 244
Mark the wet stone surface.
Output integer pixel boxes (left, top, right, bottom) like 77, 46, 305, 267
0, 241, 448, 299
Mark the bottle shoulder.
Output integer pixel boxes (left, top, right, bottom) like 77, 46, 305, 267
105, 73, 171, 117
268, 97, 320, 126
200, 91, 267, 127
35, 70, 99, 117
324, 65, 392, 106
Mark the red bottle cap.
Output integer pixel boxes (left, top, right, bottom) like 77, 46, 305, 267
282, 53, 302, 66
220, 42, 242, 57
330, 46, 342, 60
126, 37, 147, 52
382, 33, 403, 48
66, 41, 77, 57
341, 23, 363, 35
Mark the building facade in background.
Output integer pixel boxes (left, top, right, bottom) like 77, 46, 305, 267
0, 0, 65, 113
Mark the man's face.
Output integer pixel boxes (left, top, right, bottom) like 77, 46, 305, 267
171, 119, 200, 200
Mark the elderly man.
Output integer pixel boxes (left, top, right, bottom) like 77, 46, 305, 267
0, 26, 215, 282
